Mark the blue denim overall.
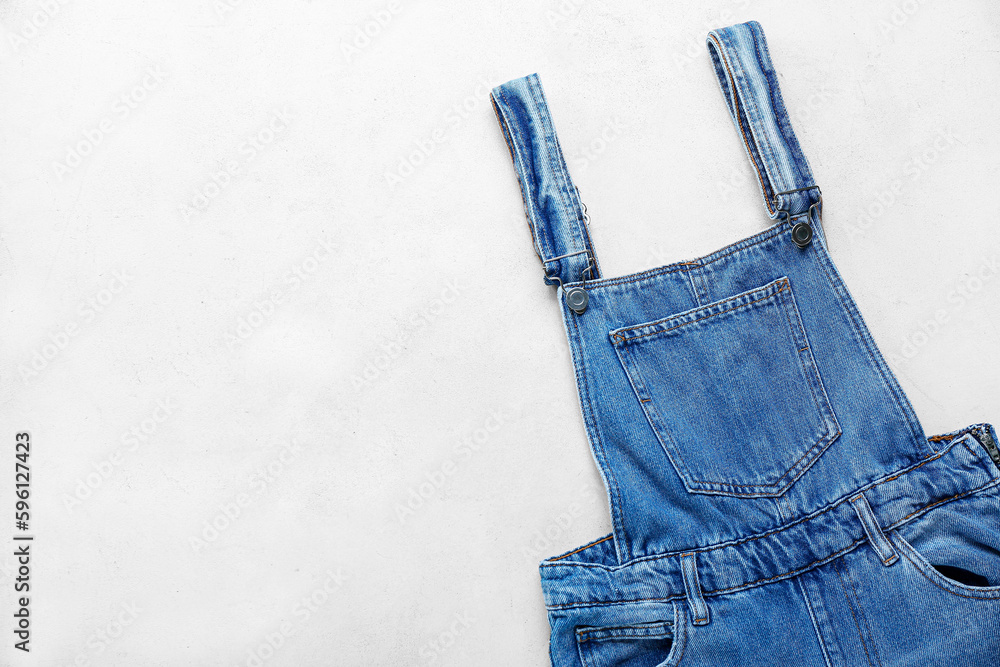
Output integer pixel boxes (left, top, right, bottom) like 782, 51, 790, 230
490, 20, 1000, 667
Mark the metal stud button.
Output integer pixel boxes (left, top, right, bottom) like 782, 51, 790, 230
566, 287, 589, 315
791, 221, 813, 248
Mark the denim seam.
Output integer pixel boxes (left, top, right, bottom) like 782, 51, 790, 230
812, 244, 932, 456
526, 74, 589, 280
527, 77, 576, 278
651, 405, 838, 495
570, 308, 630, 561
930, 426, 995, 459
612, 277, 840, 495
576, 635, 595, 667
685, 268, 703, 307
711, 537, 867, 596
548, 534, 613, 562
892, 477, 1000, 525
773, 497, 787, 522
849, 494, 898, 566
554, 122, 603, 280
959, 436, 978, 459
846, 560, 885, 667
492, 88, 551, 266
726, 25, 784, 215
890, 530, 1000, 600
774, 278, 843, 481
750, 23, 799, 214
680, 552, 710, 624
540, 437, 994, 572
544, 537, 868, 610
834, 559, 880, 667
612, 279, 787, 343
543, 477, 1000, 610
670, 601, 688, 667
752, 23, 816, 213
611, 344, 699, 494
744, 29, 784, 214
709, 32, 774, 216
562, 224, 787, 291
576, 621, 672, 641
797, 576, 834, 667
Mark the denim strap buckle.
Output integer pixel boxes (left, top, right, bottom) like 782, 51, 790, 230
707, 22, 823, 230
490, 73, 602, 288
774, 186, 825, 248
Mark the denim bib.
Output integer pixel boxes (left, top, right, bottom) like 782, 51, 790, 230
491, 20, 1000, 667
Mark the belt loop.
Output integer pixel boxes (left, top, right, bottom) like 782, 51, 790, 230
680, 552, 710, 626
849, 493, 899, 566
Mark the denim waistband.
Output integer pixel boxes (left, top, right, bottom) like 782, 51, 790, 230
539, 423, 1000, 610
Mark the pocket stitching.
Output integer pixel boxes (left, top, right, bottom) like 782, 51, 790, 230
643, 397, 839, 492
889, 529, 1000, 600
611, 278, 788, 344
773, 278, 844, 477
574, 602, 685, 667
577, 621, 672, 642
611, 276, 840, 496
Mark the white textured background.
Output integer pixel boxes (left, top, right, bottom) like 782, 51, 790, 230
1, 1, 998, 665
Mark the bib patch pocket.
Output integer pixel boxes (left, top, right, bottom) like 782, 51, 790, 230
610, 276, 840, 497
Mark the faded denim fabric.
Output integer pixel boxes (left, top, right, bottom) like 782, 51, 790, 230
490, 20, 1000, 667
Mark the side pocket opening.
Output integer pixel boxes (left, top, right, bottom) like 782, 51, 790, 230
574, 602, 686, 667
576, 620, 675, 667
890, 486, 1000, 599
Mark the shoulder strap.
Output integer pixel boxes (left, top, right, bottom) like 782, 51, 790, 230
707, 21, 822, 239
490, 73, 601, 286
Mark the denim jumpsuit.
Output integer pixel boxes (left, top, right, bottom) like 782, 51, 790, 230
490, 20, 1000, 667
